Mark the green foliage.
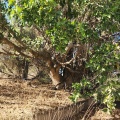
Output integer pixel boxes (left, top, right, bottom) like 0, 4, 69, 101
71, 42, 120, 112
70, 79, 92, 102
69, 0, 120, 112
6, 0, 89, 51
94, 79, 120, 113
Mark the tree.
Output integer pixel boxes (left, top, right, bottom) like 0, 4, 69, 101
0, 0, 120, 112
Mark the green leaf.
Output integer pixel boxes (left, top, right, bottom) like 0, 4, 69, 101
16, 6, 22, 13
8, 0, 15, 5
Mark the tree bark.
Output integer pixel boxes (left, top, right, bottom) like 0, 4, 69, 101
22, 58, 29, 80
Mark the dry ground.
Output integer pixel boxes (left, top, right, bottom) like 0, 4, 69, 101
0, 78, 120, 120
90, 109, 120, 120
0, 79, 74, 120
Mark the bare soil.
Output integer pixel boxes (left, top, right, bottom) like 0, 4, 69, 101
0, 79, 74, 119
0, 78, 120, 120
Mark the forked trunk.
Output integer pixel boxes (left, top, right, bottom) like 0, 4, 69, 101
45, 43, 88, 89
47, 59, 84, 90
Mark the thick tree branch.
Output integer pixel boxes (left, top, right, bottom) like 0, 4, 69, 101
0, 37, 33, 58
0, 37, 51, 62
